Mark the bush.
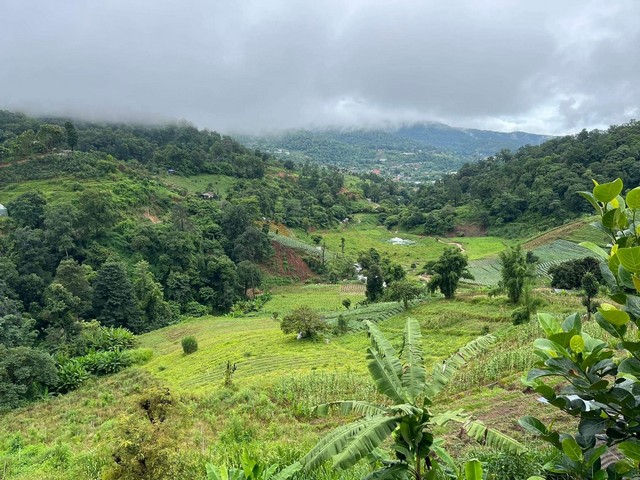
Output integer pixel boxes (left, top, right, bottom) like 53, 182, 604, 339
181, 336, 198, 355
280, 306, 327, 339
184, 301, 208, 317
123, 348, 154, 365
56, 359, 90, 393
80, 349, 131, 375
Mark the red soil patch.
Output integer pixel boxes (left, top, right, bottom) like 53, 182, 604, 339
450, 223, 487, 237
267, 242, 315, 280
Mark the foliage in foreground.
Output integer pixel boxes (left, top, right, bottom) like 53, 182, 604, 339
521, 178, 640, 478
302, 317, 525, 479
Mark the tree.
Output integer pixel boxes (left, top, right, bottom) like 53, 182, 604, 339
132, 261, 174, 332
425, 247, 472, 299
365, 264, 384, 302
39, 283, 82, 347
386, 280, 424, 310
36, 124, 66, 151
237, 261, 262, 297
0, 346, 58, 411
280, 306, 327, 339
581, 271, 599, 321
498, 245, 530, 304
54, 259, 93, 317
64, 121, 78, 151
521, 178, 640, 478
302, 318, 524, 478
93, 260, 141, 331
6, 191, 46, 229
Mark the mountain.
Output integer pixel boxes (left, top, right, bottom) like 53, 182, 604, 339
239, 123, 550, 182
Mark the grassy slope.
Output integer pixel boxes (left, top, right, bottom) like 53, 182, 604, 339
0, 284, 598, 479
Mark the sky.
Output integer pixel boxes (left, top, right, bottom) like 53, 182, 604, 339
1, 0, 639, 135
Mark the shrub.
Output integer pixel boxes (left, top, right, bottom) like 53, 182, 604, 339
123, 348, 154, 365
56, 359, 90, 393
181, 336, 198, 355
80, 349, 131, 375
280, 306, 327, 339
184, 301, 208, 317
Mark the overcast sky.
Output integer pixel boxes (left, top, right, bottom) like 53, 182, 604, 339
1, 0, 638, 135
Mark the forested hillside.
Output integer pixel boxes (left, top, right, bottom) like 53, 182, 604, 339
383, 120, 640, 237
0, 111, 370, 412
239, 123, 549, 182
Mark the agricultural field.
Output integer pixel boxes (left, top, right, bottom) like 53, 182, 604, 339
466, 239, 595, 286
264, 283, 364, 314
301, 213, 514, 270
0, 282, 594, 480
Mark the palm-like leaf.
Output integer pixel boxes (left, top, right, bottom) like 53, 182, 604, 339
365, 321, 403, 377
463, 420, 527, 454
400, 317, 426, 402
301, 416, 401, 470
367, 347, 407, 403
425, 334, 496, 398
315, 400, 388, 417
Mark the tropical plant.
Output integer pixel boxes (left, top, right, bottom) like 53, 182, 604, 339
520, 178, 640, 479
499, 245, 532, 304
205, 452, 301, 480
302, 317, 525, 479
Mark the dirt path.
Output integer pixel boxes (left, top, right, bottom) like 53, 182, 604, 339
437, 238, 465, 252
143, 212, 160, 224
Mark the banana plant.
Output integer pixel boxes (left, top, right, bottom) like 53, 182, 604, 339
301, 317, 525, 479
205, 453, 301, 480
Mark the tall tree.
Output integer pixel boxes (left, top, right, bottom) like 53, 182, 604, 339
6, 191, 46, 229
64, 121, 78, 152
499, 245, 530, 304
92, 260, 141, 330
131, 261, 174, 332
54, 259, 93, 316
425, 247, 472, 299
365, 264, 384, 302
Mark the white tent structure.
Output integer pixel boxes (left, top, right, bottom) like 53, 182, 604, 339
0, 204, 7, 217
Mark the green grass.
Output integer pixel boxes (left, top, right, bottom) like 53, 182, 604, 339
0, 283, 600, 479
0, 177, 122, 204
301, 214, 514, 270
264, 284, 364, 315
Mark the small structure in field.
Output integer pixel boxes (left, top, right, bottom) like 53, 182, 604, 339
200, 192, 217, 200
0, 204, 7, 217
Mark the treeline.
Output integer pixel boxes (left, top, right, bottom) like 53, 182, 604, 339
0, 110, 267, 176
384, 120, 640, 235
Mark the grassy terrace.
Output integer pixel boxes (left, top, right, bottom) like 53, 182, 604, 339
0, 283, 593, 479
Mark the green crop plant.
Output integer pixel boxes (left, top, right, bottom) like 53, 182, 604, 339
301, 317, 525, 479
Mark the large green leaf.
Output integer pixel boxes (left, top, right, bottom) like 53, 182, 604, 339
626, 187, 640, 209
425, 334, 495, 398
518, 416, 548, 436
315, 401, 388, 418
578, 241, 609, 260
400, 317, 426, 402
597, 303, 630, 326
365, 321, 402, 376
561, 437, 583, 462
301, 416, 400, 470
366, 348, 407, 404
593, 178, 623, 203
464, 459, 483, 480
271, 462, 302, 480
578, 191, 602, 215
617, 246, 640, 274
463, 420, 527, 454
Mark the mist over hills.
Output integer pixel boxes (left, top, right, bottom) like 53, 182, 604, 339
239, 122, 551, 181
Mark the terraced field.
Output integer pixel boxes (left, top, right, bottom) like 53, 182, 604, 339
466, 239, 595, 286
